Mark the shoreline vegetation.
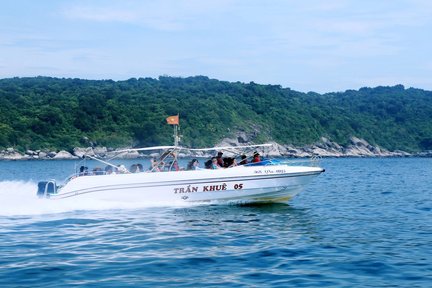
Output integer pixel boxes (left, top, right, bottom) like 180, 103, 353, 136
1, 76, 432, 156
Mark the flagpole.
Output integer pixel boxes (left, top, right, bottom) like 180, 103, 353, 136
173, 124, 179, 146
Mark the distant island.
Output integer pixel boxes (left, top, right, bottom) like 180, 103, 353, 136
0, 76, 431, 159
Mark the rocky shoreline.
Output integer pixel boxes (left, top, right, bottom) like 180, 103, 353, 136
215, 136, 431, 158
0, 137, 430, 160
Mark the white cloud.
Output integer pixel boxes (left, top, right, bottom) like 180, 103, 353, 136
63, 6, 138, 23
61, 0, 236, 31
1, 0, 431, 92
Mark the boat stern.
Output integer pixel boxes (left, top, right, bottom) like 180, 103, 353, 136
37, 180, 57, 198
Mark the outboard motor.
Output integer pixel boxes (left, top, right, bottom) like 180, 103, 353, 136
37, 180, 57, 198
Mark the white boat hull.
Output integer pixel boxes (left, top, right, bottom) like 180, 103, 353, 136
48, 164, 324, 205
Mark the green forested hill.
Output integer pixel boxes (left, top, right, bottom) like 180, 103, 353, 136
0, 76, 431, 152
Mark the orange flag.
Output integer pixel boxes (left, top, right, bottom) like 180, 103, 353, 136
166, 115, 179, 125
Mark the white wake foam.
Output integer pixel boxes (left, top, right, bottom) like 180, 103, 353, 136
0, 181, 192, 216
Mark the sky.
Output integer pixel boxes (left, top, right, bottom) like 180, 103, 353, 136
0, 0, 431, 93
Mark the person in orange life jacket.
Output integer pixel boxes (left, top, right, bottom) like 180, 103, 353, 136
252, 151, 261, 163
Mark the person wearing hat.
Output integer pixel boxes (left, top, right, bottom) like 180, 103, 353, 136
252, 151, 261, 163
216, 151, 224, 167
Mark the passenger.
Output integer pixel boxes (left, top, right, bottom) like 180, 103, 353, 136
204, 159, 213, 169
223, 157, 235, 168
228, 158, 238, 168
169, 160, 180, 171
211, 157, 222, 169
216, 152, 224, 167
79, 166, 89, 176
105, 165, 114, 174
252, 151, 261, 163
117, 164, 128, 174
93, 167, 104, 175
187, 159, 203, 170
130, 164, 143, 173
186, 159, 195, 170
239, 155, 248, 165
130, 164, 138, 173
150, 158, 161, 172
159, 161, 166, 171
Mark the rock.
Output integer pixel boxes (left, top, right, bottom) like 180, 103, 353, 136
311, 147, 338, 157
416, 151, 432, 157
149, 152, 160, 158
350, 136, 369, 147
265, 141, 287, 157
216, 130, 259, 148
416, 152, 425, 157
104, 147, 139, 158
236, 132, 250, 144
105, 149, 140, 159
0, 151, 28, 160
47, 151, 57, 158
294, 149, 313, 157
216, 137, 240, 147
38, 152, 47, 159
392, 150, 411, 157
344, 143, 376, 157
73, 147, 95, 158
320, 137, 342, 150
53, 150, 78, 159
302, 146, 315, 154
93, 147, 107, 157
120, 150, 140, 159
0, 134, 419, 160
369, 146, 382, 154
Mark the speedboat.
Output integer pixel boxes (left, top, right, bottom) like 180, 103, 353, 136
36, 144, 324, 205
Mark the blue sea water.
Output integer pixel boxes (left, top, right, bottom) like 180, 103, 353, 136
0, 158, 431, 287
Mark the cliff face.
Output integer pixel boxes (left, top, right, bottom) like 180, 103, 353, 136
215, 135, 414, 158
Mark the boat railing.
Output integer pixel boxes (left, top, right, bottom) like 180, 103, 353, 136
244, 157, 321, 167
62, 170, 110, 185
277, 156, 321, 167
61, 156, 321, 185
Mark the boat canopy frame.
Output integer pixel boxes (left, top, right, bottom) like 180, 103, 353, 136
70, 143, 320, 179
